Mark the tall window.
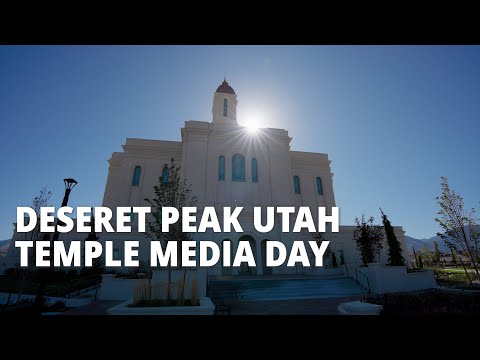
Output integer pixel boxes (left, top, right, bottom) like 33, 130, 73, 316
252, 158, 258, 182
218, 156, 225, 181
293, 175, 301, 194
232, 154, 245, 181
162, 165, 169, 183
223, 99, 228, 116
316, 177, 324, 195
132, 166, 141, 186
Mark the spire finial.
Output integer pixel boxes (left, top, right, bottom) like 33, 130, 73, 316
224, 75, 226, 82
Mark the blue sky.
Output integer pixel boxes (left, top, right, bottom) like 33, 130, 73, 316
0, 45, 479, 240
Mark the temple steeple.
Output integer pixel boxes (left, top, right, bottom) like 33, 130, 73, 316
212, 78, 238, 124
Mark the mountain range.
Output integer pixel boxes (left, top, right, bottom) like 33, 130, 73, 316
404, 235, 450, 254
0, 239, 11, 253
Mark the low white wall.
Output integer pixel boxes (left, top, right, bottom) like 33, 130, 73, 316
108, 297, 215, 315
360, 263, 437, 294
98, 269, 207, 301
97, 274, 142, 301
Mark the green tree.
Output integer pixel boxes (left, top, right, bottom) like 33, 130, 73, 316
419, 245, 433, 267
418, 255, 423, 269
353, 215, 384, 266
433, 240, 441, 266
450, 248, 457, 267
435, 177, 480, 279
15, 187, 52, 303
412, 246, 419, 268
380, 209, 405, 266
26, 186, 53, 268
80, 209, 103, 278
145, 158, 197, 301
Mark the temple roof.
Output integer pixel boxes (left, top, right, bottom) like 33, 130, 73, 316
216, 79, 235, 94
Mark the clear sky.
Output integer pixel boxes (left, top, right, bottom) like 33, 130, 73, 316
0, 45, 479, 240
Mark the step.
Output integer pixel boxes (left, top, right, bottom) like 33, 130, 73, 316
208, 277, 367, 301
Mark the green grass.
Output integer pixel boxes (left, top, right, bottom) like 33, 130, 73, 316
441, 268, 476, 274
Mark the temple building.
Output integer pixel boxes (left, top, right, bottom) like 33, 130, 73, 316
4, 79, 409, 277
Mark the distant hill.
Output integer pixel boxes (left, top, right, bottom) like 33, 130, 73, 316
405, 226, 479, 254
405, 235, 452, 254
0, 239, 11, 253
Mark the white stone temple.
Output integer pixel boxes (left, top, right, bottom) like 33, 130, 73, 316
4, 78, 408, 274
4, 79, 438, 298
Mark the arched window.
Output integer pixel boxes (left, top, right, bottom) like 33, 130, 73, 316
162, 165, 169, 183
232, 154, 245, 181
218, 156, 225, 181
293, 175, 301, 194
132, 166, 141, 186
316, 177, 324, 195
223, 99, 228, 116
252, 158, 258, 182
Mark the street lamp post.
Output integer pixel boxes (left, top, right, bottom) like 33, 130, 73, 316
50, 178, 77, 244
33, 178, 77, 313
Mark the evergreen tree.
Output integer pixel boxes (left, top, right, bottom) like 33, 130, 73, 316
380, 209, 405, 266
412, 246, 418, 268
418, 255, 423, 269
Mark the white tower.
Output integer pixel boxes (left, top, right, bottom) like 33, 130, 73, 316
212, 78, 238, 125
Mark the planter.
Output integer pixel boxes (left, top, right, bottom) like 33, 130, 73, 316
107, 297, 215, 315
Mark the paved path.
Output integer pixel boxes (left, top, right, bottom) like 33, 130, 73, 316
61, 300, 123, 315
0, 291, 94, 307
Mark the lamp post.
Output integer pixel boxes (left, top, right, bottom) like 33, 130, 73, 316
33, 178, 77, 313
51, 178, 77, 243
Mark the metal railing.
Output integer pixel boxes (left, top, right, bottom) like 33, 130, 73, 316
344, 263, 349, 277
65, 273, 103, 300
355, 268, 371, 294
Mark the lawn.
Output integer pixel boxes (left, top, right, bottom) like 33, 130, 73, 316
441, 268, 476, 274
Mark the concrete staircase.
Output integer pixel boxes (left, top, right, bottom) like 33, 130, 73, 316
208, 277, 367, 302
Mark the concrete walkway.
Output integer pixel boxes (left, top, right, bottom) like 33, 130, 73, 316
61, 300, 123, 315
0, 291, 94, 308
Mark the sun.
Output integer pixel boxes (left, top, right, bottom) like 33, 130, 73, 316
241, 110, 264, 134
245, 120, 259, 133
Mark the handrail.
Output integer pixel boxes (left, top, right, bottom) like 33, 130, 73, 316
355, 268, 371, 294
65, 273, 103, 299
